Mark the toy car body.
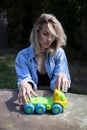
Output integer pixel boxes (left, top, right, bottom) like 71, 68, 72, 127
24, 89, 68, 115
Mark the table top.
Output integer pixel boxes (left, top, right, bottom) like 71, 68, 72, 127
0, 89, 87, 130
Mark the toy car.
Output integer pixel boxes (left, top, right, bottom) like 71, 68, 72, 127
24, 89, 68, 115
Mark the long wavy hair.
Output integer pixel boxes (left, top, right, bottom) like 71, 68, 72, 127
30, 13, 67, 55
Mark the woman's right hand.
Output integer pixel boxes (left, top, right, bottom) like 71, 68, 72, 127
18, 81, 38, 105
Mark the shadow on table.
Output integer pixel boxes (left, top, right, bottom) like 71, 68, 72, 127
5, 89, 24, 114
0, 127, 9, 130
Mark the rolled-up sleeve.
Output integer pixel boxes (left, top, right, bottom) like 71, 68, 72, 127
50, 48, 71, 90
15, 52, 37, 90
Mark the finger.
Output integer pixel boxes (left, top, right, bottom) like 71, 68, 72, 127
57, 75, 61, 90
64, 81, 68, 92
18, 95, 22, 104
31, 90, 38, 97
27, 90, 32, 102
18, 88, 23, 104
22, 88, 27, 104
61, 78, 65, 92
27, 86, 34, 101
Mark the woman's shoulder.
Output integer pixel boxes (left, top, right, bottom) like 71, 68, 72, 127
50, 47, 66, 62
54, 47, 66, 57
18, 44, 33, 54
16, 44, 34, 59
57, 47, 65, 53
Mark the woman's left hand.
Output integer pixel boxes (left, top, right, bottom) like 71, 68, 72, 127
56, 72, 70, 92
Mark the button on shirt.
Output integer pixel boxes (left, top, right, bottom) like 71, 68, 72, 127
15, 44, 71, 90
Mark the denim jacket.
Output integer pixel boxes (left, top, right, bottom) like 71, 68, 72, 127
15, 44, 71, 90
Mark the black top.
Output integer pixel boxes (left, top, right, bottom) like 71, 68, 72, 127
37, 70, 50, 87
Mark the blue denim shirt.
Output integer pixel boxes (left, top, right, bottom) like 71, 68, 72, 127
15, 44, 71, 90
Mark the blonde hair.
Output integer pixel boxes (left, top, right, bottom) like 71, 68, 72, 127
30, 13, 67, 55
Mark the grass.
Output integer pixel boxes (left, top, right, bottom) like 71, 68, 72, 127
0, 50, 17, 89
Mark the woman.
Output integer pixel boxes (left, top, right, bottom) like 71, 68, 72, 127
15, 13, 71, 104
